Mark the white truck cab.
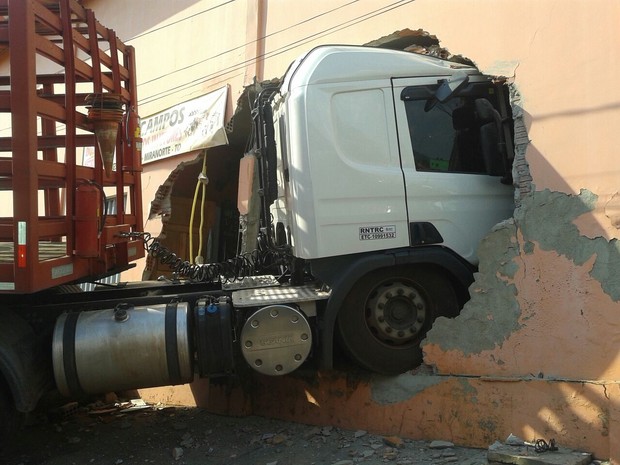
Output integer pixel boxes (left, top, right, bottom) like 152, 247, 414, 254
270, 45, 513, 265
246, 45, 514, 374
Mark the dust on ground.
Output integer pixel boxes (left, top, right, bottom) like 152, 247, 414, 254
1, 399, 489, 465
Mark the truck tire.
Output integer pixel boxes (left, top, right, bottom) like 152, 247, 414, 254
336, 266, 459, 375
0, 381, 18, 451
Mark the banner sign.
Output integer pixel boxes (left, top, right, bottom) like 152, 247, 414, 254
141, 86, 229, 164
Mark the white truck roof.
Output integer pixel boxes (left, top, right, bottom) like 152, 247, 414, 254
282, 45, 477, 91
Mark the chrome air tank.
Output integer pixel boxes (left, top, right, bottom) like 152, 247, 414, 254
53, 302, 193, 396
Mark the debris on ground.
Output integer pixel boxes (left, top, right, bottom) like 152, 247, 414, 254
487, 433, 595, 465
2, 400, 491, 465
2, 400, 610, 465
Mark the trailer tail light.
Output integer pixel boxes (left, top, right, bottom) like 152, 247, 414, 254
17, 245, 26, 268
17, 221, 26, 268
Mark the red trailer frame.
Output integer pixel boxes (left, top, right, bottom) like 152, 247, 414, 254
0, 0, 144, 293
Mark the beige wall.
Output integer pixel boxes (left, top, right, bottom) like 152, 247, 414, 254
86, 0, 620, 460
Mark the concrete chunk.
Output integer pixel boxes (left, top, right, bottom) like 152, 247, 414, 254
487, 443, 591, 465
430, 440, 455, 449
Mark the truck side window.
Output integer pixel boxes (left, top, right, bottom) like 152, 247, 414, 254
401, 83, 508, 175
404, 96, 487, 174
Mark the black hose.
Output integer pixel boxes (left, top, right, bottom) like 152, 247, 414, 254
121, 231, 292, 284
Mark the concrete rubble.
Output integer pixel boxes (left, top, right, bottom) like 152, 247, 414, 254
487, 434, 596, 465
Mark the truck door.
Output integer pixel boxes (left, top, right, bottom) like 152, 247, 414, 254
391, 76, 514, 265
277, 83, 411, 259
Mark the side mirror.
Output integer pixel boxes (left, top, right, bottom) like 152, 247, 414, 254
436, 71, 469, 102
424, 71, 470, 112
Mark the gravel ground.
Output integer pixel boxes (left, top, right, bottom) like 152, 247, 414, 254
1, 400, 490, 465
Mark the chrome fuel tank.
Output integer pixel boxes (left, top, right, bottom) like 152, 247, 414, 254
53, 302, 193, 396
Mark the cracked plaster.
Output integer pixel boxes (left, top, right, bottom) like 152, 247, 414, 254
423, 188, 620, 381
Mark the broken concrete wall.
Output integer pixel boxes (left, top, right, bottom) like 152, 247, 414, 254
424, 189, 620, 380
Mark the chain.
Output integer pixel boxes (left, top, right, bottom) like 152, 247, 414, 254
119, 231, 291, 283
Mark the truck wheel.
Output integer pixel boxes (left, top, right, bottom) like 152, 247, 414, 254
336, 266, 459, 375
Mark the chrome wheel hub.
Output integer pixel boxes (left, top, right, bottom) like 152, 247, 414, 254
366, 280, 427, 345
